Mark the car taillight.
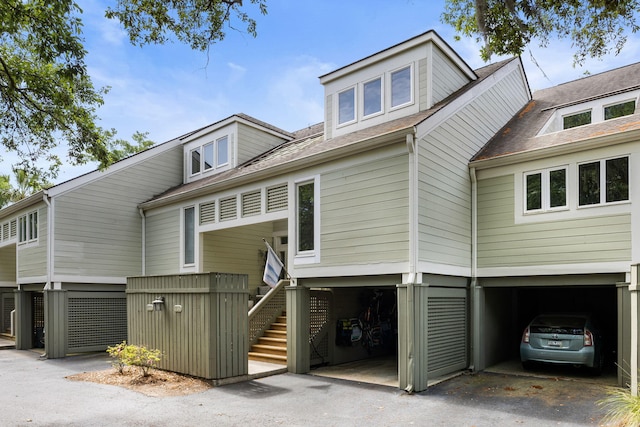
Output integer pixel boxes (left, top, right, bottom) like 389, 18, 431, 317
522, 327, 530, 343
584, 329, 593, 346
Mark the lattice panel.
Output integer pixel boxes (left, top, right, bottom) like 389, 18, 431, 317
219, 196, 237, 221
267, 184, 288, 212
67, 297, 127, 350
2, 295, 14, 333
242, 191, 262, 217
309, 291, 331, 364
199, 201, 216, 225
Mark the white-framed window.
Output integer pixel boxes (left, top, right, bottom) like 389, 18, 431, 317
190, 147, 201, 175
578, 156, 629, 207
604, 100, 636, 120
296, 181, 315, 253
563, 110, 592, 130
217, 136, 229, 167
18, 210, 38, 244
183, 206, 195, 266
363, 77, 382, 118
390, 65, 412, 109
188, 134, 231, 176
203, 143, 214, 170
524, 167, 567, 213
338, 86, 356, 125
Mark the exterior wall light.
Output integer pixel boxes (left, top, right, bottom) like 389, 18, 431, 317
152, 296, 165, 311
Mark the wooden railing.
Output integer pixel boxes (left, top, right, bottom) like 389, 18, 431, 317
248, 280, 288, 347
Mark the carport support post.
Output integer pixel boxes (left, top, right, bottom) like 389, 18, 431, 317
630, 266, 639, 395
14, 290, 31, 350
397, 280, 429, 393
286, 284, 310, 374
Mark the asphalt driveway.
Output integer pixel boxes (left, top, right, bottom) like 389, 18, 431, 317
0, 349, 617, 426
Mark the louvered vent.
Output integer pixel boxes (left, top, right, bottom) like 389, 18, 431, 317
267, 184, 288, 212
242, 191, 262, 217
67, 296, 127, 352
10, 219, 17, 238
427, 295, 467, 375
219, 196, 237, 221
2, 223, 8, 241
200, 201, 216, 225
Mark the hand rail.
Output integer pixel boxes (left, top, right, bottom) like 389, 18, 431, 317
248, 280, 288, 347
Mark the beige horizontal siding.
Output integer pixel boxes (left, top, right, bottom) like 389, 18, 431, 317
145, 208, 180, 275
320, 151, 409, 266
54, 147, 183, 278
17, 205, 47, 279
0, 246, 15, 282
431, 46, 470, 105
202, 223, 273, 297
477, 175, 631, 267
418, 67, 529, 268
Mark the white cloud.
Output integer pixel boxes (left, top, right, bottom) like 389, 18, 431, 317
227, 62, 247, 84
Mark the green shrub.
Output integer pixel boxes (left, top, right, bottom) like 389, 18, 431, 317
106, 341, 162, 377
599, 386, 640, 426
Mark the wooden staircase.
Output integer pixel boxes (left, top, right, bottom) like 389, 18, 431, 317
248, 311, 287, 364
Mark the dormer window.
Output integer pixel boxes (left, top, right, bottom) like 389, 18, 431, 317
391, 66, 412, 108
563, 110, 591, 130
338, 87, 356, 125
363, 77, 382, 117
189, 135, 231, 176
604, 100, 635, 120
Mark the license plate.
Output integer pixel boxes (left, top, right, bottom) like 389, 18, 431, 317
548, 340, 562, 347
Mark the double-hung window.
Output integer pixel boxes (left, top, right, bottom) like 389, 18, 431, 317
578, 156, 629, 206
525, 167, 567, 212
190, 148, 201, 175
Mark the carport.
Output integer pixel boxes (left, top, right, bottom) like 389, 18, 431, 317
474, 273, 625, 384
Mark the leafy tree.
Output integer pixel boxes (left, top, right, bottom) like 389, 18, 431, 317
442, 0, 640, 64
98, 130, 156, 163
0, 0, 267, 181
0, 175, 11, 208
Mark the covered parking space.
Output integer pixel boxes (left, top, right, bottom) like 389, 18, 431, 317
475, 273, 625, 384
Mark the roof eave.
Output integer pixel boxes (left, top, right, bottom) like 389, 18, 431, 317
139, 127, 411, 210
470, 127, 640, 170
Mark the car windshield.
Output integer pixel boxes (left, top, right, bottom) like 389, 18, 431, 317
530, 315, 586, 335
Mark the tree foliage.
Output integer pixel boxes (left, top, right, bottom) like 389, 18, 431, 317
0, 0, 267, 182
442, 0, 640, 64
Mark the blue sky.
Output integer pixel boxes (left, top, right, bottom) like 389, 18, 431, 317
15, 0, 640, 183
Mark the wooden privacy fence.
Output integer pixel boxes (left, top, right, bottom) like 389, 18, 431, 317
126, 272, 249, 380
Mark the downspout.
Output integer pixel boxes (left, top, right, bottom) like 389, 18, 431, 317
631, 265, 638, 396
469, 167, 478, 372
405, 129, 417, 393
139, 208, 146, 276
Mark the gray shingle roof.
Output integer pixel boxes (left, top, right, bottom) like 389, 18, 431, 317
142, 59, 516, 207
471, 62, 640, 162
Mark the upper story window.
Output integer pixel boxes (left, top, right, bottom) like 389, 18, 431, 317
525, 167, 567, 212
391, 66, 412, 108
183, 206, 195, 266
297, 181, 315, 253
189, 135, 231, 176
563, 110, 591, 130
578, 156, 628, 206
363, 77, 382, 117
18, 210, 38, 244
604, 100, 636, 120
338, 87, 356, 125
